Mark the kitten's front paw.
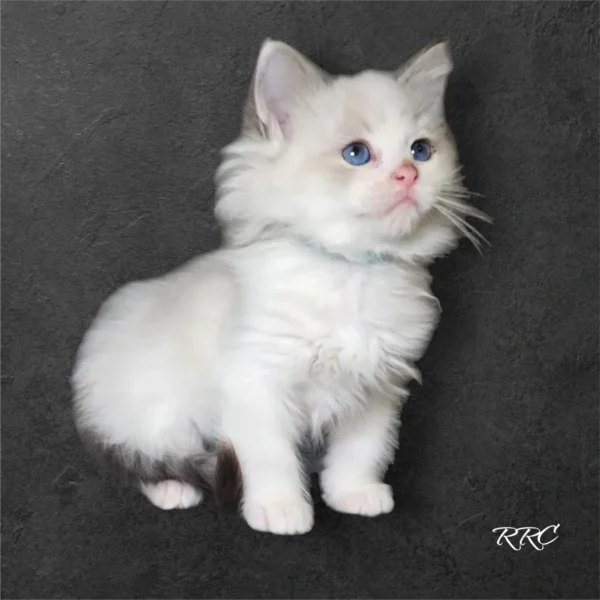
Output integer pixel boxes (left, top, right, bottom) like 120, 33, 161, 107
141, 480, 203, 510
243, 498, 314, 535
323, 483, 394, 517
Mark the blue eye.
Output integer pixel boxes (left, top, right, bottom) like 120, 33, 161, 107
411, 139, 432, 161
342, 141, 371, 166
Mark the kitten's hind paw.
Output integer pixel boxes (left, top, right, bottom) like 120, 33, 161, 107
324, 483, 394, 517
141, 480, 203, 510
243, 498, 314, 535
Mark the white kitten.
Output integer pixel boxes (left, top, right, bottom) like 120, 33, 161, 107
72, 39, 487, 535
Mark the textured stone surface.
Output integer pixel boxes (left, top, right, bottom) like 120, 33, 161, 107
2, 1, 598, 598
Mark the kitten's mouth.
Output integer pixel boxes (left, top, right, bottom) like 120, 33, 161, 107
384, 194, 417, 215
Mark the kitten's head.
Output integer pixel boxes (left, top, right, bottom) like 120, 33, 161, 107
215, 40, 482, 263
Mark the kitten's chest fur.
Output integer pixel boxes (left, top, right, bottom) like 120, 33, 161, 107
297, 258, 441, 401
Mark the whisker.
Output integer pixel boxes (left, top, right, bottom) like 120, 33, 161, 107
461, 218, 490, 245
437, 197, 493, 223
435, 205, 488, 254
431, 175, 491, 253
440, 175, 483, 194
442, 205, 489, 243
441, 186, 484, 200
435, 205, 481, 251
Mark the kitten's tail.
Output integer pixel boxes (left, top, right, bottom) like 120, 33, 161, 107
80, 431, 243, 513
213, 442, 244, 512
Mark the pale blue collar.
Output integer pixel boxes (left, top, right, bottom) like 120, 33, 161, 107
294, 235, 398, 265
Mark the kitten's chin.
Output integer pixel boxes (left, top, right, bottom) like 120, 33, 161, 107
380, 203, 428, 239
390, 208, 460, 263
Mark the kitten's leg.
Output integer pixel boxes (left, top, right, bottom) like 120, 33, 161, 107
140, 480, 204, 510
222, 380, 313, 535
79, 429, 212, 511
321, 394, 400, 517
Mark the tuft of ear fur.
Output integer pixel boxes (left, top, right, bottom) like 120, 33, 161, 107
245, 39, 327, 142
396, 40, 453, 120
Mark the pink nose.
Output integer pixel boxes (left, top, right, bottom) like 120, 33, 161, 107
393, 163, 418, 187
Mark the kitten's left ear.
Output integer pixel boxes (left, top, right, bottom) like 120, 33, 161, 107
396, 41, 453, 118
243, 39, 327, 141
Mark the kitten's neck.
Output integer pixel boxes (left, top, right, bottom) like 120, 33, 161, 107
293, 234, 400, 266
220, 221, 406, 266
220, 218, 457, 267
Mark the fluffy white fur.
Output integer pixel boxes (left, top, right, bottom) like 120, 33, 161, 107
72, 40, 485, 535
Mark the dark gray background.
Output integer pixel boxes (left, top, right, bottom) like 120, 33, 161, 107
2, 1, 598, 598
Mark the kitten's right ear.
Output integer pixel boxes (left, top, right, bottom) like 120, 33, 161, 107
244, 39, 326, 141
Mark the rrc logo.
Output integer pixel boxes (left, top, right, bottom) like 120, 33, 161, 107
492, 524, 560, 551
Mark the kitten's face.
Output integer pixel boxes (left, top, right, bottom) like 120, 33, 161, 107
276, 70, 459, 239
216, 40, 472, 259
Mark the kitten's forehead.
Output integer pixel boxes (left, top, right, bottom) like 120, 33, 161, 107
304, 71, 418, 141
332, 71, 401, 110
